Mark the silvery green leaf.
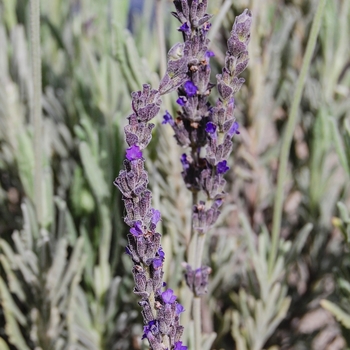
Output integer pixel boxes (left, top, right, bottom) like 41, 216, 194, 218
0, 240, 17, 269
47, 238, 67, 300
105, 276, 122, 323
0, 277, 26, 326
16, 129, 35, 201
79, 142, 109, 201
52, 237, 85, 306
0, 255, 25, 302
337, 202, 350, 223
0, 337, 11, 350
201, 332, 217, 350
320, 299, 350, 329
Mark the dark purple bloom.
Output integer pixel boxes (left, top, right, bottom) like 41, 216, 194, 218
217, 160, 229, 174
151, 209, 161, 225
158, 247, 165, 260
153, 258, 163, 269
142, 320, 159, 339
176, 303, 185, 315
126, 145, 142, 161
215, 198, 223, 208
177, 96, 187, 106
184, 81, 198, 97
181, 154, 190, 170
228, 121, 240, 136
130, 221, 143, 237
205, 122, 217, 134
178, 22, 190, 33
162, 110, 174, 125
125, 246, 132, 256
174, 341, 188, 350
161, 289, 177, 304
206, 50, 215, 58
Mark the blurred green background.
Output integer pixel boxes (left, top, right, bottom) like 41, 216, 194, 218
0, 0, 349, 349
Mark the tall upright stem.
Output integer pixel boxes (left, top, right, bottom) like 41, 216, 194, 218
30, 0, 43, 226
268, 0, 326, 274
156, 0, 167, 78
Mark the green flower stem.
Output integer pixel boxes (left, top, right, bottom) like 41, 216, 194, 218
188, 174, 202, 350
30, 0, 43, 226
268, 0, 326, 274
156, 0, 167, 78
193, 296, 201, 350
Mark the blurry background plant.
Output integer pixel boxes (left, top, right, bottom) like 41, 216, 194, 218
0, 0, 349, 349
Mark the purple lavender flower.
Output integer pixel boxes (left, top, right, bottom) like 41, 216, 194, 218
151, 209, 161, 225
153, 258, 163, 269
158, 247, 165, 260
162, 110, 174, 125
125, 246, 132, 256
178, 22, 190, 33
229, 121, 240, 136
126, 145, 142, 161
174, 341, 188, 350
206, 50, 215, 59
114, 84, 187, 349
217, 160, 230, 174
130, 221, 143, 237
183, 81, 198, 97
161, 289, 177, 304
180, 154, 190, 170
205, 122, 217, 134
176, 303, 185, 315
142, 320, 159, 339
177, 96, 187, 106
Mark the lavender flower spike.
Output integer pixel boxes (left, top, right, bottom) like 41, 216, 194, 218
114, 85, 186, 349
160, 0, 252, 324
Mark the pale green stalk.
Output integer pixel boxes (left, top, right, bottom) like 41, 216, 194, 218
268, 0, 326, 274
208, 0, 233, 43
30, 0, 43, 226
156, 0, 167, 78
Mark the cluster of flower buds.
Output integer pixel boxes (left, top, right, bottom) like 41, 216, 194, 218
161, 2, 252, 292
183, 263, 212, 296
114, 85, 186, 350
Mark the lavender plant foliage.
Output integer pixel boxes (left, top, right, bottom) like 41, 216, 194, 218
161, 3, 252, 295
114, 85, 186, 349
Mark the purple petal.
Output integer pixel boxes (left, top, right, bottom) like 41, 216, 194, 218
161, 289, 177, 304
177, 97, 187, 106
205, 122, 217, 134
158, 247, 165, 260
125, 246, 132, 256
176, 303, 185, 315
217, 160, 230, 174
130, 221, 143, 237
151, 209, 161, 225
178, 22, 190, 33
206, 50, 215, 58
228, 121, 240, 137
126, 145, 142, 161
174, 341, 188, 350
162, 110, 174, 125
153, 258, 163, 269
184, 81, 198, 97
181, 154, 190, 170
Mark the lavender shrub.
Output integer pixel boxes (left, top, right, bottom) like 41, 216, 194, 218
115, 1, 251, 348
